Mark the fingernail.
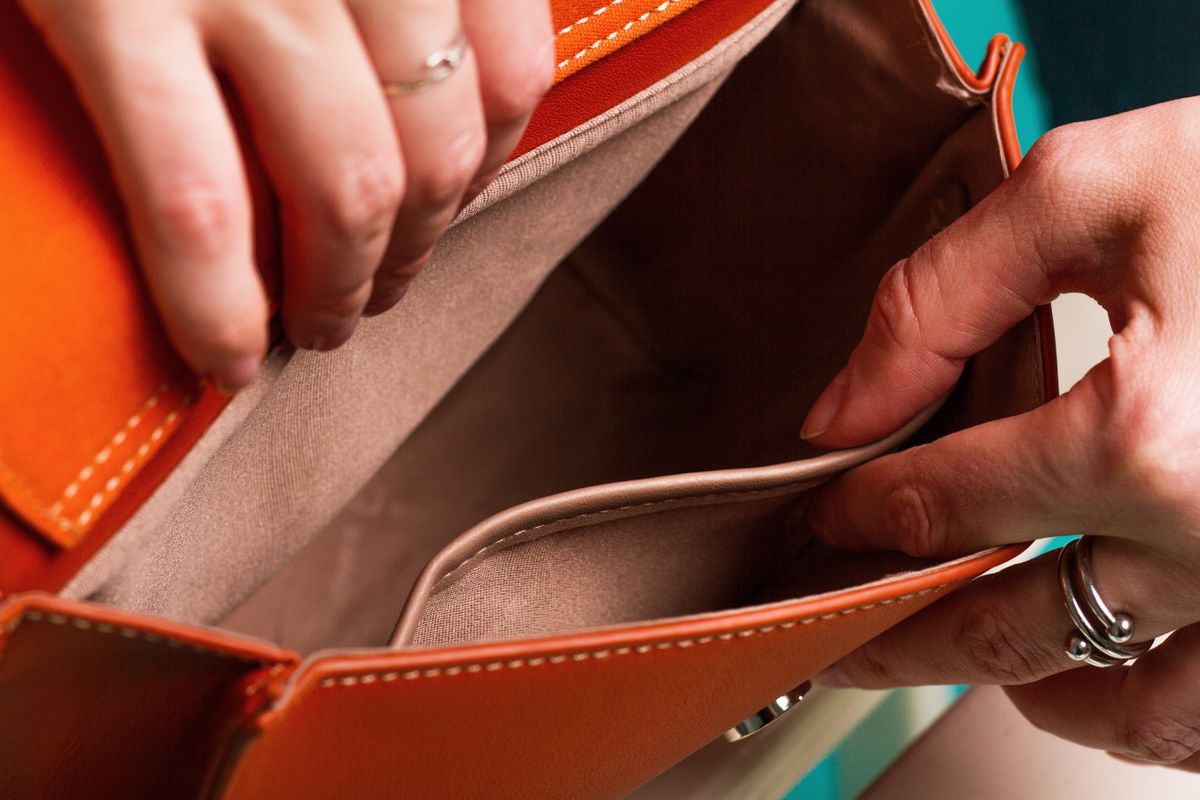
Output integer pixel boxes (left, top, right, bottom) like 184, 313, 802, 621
362, 283, 411, 317
812, 666, 853, 688
801, 369, 850, 440
312, 316, 360, 352
1106, 752, 1151, 767
211, 355, 261, 394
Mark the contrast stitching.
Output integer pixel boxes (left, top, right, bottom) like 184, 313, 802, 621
49, 383, 169, 511
72, 401, 189, 529
17, 609, 272, 664
556, 0, 686, 71
555, 0, 624, 37
244, 663, 288, 698
436, 484, 810, 589
33, 383, 192, 534
317, 585, 948, 688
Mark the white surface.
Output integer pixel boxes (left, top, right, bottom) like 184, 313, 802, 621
862, 686, 1200, 798
1051, 293, 1110, 390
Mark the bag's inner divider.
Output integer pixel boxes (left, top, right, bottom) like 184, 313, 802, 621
406, 487, 939, 649
221, 1, 1044, 654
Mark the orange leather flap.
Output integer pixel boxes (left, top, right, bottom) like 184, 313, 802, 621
217, 547, 1021, 799
552, 0, 706, 80
0, 548, 1021, 798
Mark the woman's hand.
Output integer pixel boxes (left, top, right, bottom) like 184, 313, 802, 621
21, 0, 553, 389
801, 97, 1200, 771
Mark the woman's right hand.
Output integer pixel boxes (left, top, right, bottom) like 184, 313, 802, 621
20, 0, 554, 389
804, 96, 1200, 770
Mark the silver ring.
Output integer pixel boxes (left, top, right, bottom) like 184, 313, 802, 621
1058, 537, 1151, 667
382, 31, 469, 97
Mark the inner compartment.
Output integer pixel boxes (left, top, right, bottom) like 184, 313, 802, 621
221, 2, 1044, 653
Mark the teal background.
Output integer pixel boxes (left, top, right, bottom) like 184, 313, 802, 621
783, 2, 1055, 798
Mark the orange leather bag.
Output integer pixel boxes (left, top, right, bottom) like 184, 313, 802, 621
0, 0, 1055, 797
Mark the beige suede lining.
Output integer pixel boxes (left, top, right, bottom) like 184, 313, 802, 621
63, 0, 801, 622
219, 0, 1042, 654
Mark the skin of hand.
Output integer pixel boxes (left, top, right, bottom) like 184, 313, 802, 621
19, 0, 554, 390
800, 96, 1200, 771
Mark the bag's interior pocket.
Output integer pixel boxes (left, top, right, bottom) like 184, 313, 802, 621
403, 482, 938, 649
220, 5, 1045, 654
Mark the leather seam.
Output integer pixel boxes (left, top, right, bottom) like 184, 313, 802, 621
0, 381, 193, 543
556, 0, 689, 73
9, 609, 273, 664
49, 383, 172, 514
435, 483, 813, 589
318, 584, 950, 688
556, 0, 625, 38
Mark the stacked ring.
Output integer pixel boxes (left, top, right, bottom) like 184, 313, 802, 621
381, 30, 470, 97
1058, 537, 1152, 667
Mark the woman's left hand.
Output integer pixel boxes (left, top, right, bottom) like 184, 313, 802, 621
21, 0, 554, 389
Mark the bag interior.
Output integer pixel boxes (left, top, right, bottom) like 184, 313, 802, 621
221, 2, 1046, 654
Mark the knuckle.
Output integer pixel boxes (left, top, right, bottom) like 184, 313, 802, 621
1094, 352, 1190, 505
1020, 123, 1102, 200
957, 598, 1060, 684
483, 53, 553, 126
1125, 711, 1200, 764
849, 639, 905, 687
147, 181, 243, 259
882, 480, 944, 558
407, 130, 486, 209
316, 155, 404, 244
869, 262, 921, 352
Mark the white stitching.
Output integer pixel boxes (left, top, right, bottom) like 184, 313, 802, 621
244, 663, 288, 697
556, 0, 685, 71
17, 609, 273, 664
555, 0, 624, 37
74, 407, 183, 527
316, 586, 948, 688
54, 383, 169, 508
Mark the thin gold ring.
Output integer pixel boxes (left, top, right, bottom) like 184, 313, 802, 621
381, 30, 469, 97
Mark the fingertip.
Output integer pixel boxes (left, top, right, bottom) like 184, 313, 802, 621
804, 483, 862, 552
362, 282, 411, 317
812, 665, 855, 688
312, 315, 360, 352
166, 294, 269, 392
210, 354, 262, 394
283, 282, 372, 351
801, 369, 849, 442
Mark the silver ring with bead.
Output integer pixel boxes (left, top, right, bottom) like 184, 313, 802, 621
1057, 537, 1151, 667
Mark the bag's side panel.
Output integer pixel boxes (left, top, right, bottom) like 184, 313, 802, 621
217, 550, 1015, 800
0, 596, 296, 799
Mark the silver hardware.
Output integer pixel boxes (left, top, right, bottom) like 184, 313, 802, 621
1057, 537, 1151, 668
724, 681, 811, 742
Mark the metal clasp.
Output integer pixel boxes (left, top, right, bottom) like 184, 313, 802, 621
724, 680, 811, 742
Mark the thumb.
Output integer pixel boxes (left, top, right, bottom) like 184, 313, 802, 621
800, 135, 1112, 448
